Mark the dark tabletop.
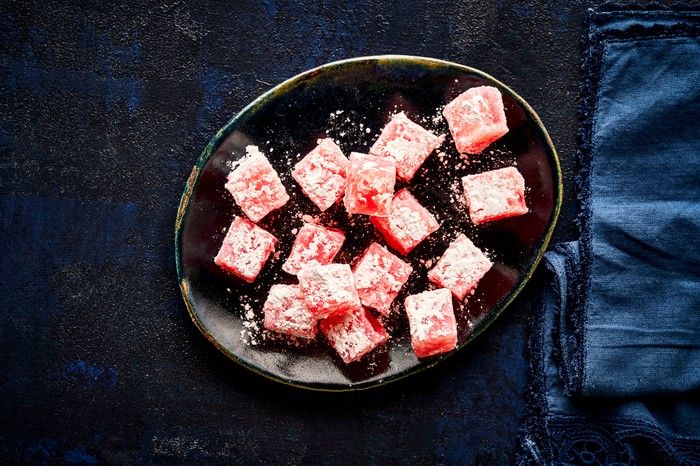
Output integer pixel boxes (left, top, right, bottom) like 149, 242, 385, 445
0, 1, 655, 464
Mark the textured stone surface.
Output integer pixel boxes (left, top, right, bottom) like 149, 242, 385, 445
1, 0, 672, 464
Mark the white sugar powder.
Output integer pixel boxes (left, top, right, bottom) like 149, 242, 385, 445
326, 313, 371, 360
389, 206, 428, 241
405, 289, 452, 340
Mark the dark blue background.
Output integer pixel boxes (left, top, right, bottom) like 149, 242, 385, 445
0, 1, 656, 464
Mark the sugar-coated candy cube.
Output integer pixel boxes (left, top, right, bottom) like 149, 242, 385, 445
282, 223, 345, 275
298, 263, 362, 319
369, 112, 445, 181
428, 234, 492, 300
443, 86, 508, 154
214, 216, 277, 283
263, 284, 318, 339
292, 138, 349, 211
370, 189, 440, 255
225, 145, 290, 222
319, 308, 389, 364
404, 288, 457, 358
343, 152, 396, 217
352, 242, 413, 315
462, 166, 528, 225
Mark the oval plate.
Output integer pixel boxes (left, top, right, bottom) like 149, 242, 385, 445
175, 55, 561, 391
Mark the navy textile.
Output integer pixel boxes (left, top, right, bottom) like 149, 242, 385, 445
519, 6, 700, 464
579, 7, 700, 398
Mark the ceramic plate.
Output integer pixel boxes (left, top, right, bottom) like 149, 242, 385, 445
175, 55, 561, 391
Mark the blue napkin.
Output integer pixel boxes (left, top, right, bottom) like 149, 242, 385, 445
518, 6, 700, 464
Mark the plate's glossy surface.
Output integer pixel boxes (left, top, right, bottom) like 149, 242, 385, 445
175, 56, 561, 391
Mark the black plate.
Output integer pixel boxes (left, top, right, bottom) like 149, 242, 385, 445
175, 55, 561, 391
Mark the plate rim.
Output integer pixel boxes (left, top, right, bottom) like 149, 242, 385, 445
174, 54, 563, 392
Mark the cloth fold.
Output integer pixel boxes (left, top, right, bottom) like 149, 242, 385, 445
518, 5, 700, 464
521, 243, 700, 465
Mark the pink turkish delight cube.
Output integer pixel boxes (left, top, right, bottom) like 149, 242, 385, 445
263, 284, 318, 339
370, 189, 440, 255
462, 166, 528, 225
343, 152, 396, 216
282, 223, 345, 275
214, 216, 277, 283
369, 112, 444, 181
352, 242, 413, 315
292, 138, 349, 211
225, 145, 290, 222
404, 288, 457, 358
297, 263, 361, 319
319, 307, 389, 363
428, 234, 492, 300
443, 86, 509, 154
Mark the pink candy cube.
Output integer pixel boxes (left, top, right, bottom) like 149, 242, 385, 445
343, 152, 396, 217
443, 86, 509, 155
282, 223, 345, 275
297, 263, 361, 319
370, 112, 444, 181
370, 189, 440, 255
320, 307, 389, 363
428, 234, 492, 300
263, 284, 318, 339
404, 288, 457, 358
352, 242, 413, 315
292, 138, 349, 211
225, 145, 290, 222
462, 166, 528, 225
214, 216, 277, 283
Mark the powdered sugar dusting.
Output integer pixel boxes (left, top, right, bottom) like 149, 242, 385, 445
297, 263, 361, 318
462, 166, 528, 224
282, 223, 345, 275
344, 152, 396, 216
263, 284, 318, 340
352, 243, 412, 314
428, 234, 493, 300
404, 288, 456, 351
320, 309, 389, 363
325, 313, 372, 361
214, 217, 277, 283
225, 145, 290, 222
390, 206, 429, 241
292, 138, 349, 211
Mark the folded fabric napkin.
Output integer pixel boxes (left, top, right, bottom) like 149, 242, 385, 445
518, 6, 700, 464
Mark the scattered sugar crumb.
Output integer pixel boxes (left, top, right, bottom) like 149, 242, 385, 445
420, 258, 434, 268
